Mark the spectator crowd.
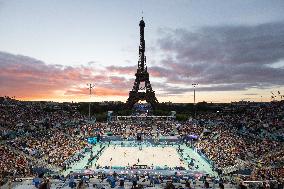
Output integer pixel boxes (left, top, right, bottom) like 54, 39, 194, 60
0, 96, 283, 186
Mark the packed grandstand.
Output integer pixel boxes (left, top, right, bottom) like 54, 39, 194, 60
0, 96, 283, 188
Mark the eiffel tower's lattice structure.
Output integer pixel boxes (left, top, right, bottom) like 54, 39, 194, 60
126, 18, 158, 108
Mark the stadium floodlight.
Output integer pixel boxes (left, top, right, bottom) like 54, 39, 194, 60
192, 83, 198, 118
192, 83, 198, 104
87, 83, 95, 120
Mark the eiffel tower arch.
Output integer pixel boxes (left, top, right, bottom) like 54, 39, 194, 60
126, 18, 158, 109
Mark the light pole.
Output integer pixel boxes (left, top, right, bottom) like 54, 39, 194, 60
192, 83, 198, 104
87, 83, 95, 120
192, 83, 198, 118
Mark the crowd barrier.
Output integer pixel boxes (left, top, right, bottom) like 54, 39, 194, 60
69, 168, 206, 177
192, 147, 215, 169
100, 136, 182, 144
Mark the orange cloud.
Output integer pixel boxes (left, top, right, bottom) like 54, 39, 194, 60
95, 87, 128, 96
0, 51, 129, 101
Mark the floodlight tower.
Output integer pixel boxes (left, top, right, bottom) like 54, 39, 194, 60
87, 83, 95, 120
192, 83, 198, 118
192, 83, 198, 104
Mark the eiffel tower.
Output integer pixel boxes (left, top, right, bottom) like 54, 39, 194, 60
126, 18, 158, 108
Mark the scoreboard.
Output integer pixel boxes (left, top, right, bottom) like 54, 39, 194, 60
87, 137, 97, 144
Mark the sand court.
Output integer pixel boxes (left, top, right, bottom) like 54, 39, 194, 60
94, 146, 186, 169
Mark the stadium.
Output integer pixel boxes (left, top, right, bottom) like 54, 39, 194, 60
1, 97, 284, 189
1, 1, 284, 189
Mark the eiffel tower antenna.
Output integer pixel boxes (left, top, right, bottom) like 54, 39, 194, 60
126, 18, 158, 109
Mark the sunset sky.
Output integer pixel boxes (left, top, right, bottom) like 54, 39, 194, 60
0, 0, 284, 103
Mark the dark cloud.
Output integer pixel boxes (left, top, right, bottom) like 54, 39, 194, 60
153, 82, 264, 96
158, 22, 284, 65
154, 21, 284, 93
